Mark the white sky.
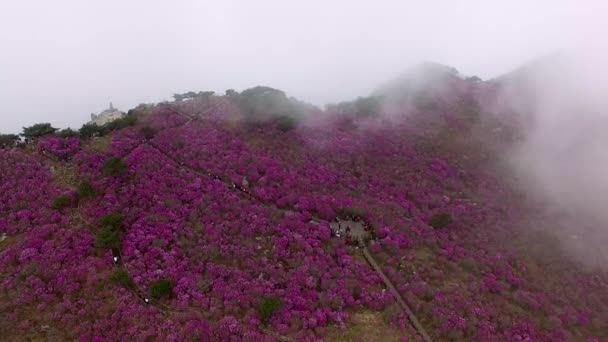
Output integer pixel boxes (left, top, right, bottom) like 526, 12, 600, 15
0, 0, 606, 133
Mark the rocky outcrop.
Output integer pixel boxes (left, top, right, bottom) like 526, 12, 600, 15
90, 103, 124, 126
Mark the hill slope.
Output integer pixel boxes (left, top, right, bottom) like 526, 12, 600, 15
0, 74, 606, 341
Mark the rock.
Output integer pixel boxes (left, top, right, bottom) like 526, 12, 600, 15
89, 104, 125, 126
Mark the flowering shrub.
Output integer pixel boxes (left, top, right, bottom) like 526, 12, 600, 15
39, 136, 80, 159
0, 95, 606, 341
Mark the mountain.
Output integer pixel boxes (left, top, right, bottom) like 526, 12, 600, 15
0, 66, 606, 341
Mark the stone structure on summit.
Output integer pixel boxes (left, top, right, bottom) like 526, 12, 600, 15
90, 102, 124, 126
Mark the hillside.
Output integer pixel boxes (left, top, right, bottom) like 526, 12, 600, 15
0, 67, 606, 341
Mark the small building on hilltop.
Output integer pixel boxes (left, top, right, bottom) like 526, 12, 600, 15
90, 103, 124, 126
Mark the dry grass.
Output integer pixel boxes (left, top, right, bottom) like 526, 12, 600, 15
48, 162, 78, 190
85, 135, 112, 153
411, 247, 435, 262
0, 233, 24, 252
324, 309, 411, 341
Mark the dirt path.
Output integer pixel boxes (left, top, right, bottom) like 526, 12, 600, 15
362, 245, 432, 342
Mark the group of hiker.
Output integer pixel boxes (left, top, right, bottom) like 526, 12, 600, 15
165, 149, 253, 196
330, 215, 373, 244
231, 181, 251, 194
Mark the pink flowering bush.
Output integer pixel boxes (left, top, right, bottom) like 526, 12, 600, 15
0, 87, 606, 341
39, 136, 80, 159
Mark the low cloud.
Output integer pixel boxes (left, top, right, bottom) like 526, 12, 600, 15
499, 51, 608, 268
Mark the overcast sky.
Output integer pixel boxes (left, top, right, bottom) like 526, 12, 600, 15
0, 0, 605, 133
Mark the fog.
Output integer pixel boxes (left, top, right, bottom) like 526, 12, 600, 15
1, 0, 605, 133
498, 50, 608, 268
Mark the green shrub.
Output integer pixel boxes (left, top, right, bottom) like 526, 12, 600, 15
99, 213, 124, 229
150, 278, 173, 299
110, 269, 134, 288
103, 156, 127, 176
258, 296, 282, 323
225, 89, 239, 100
276, 115, 297, 131
79, 123, 104, 139
95, 226, 121, 249
428, 213, 453, 228
103, 114, 136, 132
354, 96, 382, 117
77, 181, 96, 198
22, 123, 57, 139
0, 134, 19, 146
50, 195, 71, 210
421, 290, 435, 302
140, 126, 156, 140
151, 239, 166, 248
58, 128, 77, 137
239, 86, 293, 121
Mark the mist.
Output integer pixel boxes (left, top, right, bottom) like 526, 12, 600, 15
1, 0, 605, 133
498, 49, 608, 269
